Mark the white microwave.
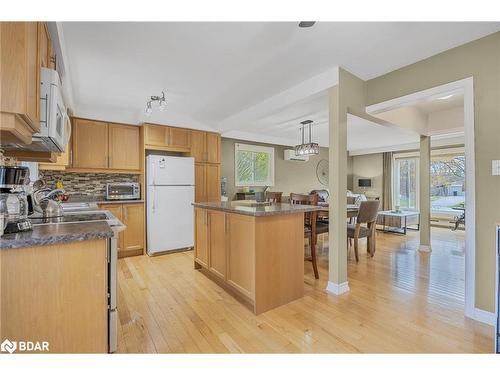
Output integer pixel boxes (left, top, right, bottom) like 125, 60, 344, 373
33, 67, 71, 152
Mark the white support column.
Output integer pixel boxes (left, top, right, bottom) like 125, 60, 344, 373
326, 85, 349, 295
419, 135, 431, 252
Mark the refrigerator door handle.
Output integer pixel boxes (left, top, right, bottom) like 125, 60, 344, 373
152, 185, 156, 212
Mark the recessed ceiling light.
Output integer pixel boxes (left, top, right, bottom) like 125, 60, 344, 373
437, 94, 453, 100
298, 21, 316, 28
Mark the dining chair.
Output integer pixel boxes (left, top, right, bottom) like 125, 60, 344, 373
290, 192, 322, 279
347, 200, 380, 262
265, 191, 282, 203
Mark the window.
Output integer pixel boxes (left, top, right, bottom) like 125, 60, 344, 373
430, 153, 465, 214
392, 148, 465, 216
235, 143, 274, 187
393, 157, 419, 210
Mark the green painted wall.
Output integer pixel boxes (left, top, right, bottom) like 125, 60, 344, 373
365, 32, 500, 312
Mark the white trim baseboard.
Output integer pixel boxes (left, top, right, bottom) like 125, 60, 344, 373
473, 308, 496, 326
326, 281, 350, 295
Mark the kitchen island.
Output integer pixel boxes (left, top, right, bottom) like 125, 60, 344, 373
192, 201, 321, 314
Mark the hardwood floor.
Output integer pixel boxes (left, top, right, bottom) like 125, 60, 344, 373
116, 227, 493, 353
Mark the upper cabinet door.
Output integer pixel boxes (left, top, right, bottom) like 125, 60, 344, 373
206, 163, 221, 202
168, 127, 191, 149
72, 119, 109, 169
206, 133, 221, 164
190, 130, 206, 162
25, 22, 40, 131
108, 124, 140, 170
144, 124, 168, 147
38, 22, 50, 68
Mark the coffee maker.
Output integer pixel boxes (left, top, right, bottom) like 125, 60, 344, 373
0, 165, 33, 235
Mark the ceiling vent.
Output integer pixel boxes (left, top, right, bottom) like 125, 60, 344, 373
284, 149, 309, 162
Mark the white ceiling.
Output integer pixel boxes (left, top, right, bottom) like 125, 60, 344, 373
61, 21, 499, 142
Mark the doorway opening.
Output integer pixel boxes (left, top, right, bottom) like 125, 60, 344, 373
365, 78, 476, 320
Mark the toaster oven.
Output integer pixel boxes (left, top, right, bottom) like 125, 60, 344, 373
106, 183, 140, 201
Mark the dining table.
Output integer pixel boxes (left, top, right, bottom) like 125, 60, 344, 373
317, 202, 359, 220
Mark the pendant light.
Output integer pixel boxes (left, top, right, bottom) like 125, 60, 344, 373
294, 120, 320, 156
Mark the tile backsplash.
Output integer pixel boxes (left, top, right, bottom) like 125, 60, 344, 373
39, 170, 139, 196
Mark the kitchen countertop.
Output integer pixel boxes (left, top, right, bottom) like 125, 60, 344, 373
0, 221, 114, 250
192, 201, 322, 217
67, 195, 144, 205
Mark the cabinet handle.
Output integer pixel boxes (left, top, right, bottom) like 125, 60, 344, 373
224, 215, 227, 233
69, 150, 73, 166
124, 207, 128, 221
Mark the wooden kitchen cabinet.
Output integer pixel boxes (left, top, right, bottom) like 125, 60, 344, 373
226, 213, 255, 299
190, 130, 206, 162
206, 132, 221, 163
194, 208, 304, 315
194, 163, 221, 202
71, 118, 141, 172
190, 130, 221, 163
208, 210, 227, 280
206, 163, 221, 201
121, 203, 144, 257
169, 127, 191, 149
195, 163, 207, 203
0, 22, 42, 144
108, 123, 141, 170
143, 124, 192, 152
1, 239, 109, 353
72, 118, 109, 169
98, 202, 144, 258
38, 22, 52, 69
144, 123, 168, 147
194, 208, 209, 267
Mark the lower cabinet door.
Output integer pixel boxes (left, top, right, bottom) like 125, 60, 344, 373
208, 210, 226, 279
226, 213, 255, 299
121, 203, 144, 257
194, 208, 209, 267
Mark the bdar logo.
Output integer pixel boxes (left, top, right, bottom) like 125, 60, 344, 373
1, 339, 17, 354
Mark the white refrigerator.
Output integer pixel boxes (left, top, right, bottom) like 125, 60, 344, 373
146, 155, 195, 255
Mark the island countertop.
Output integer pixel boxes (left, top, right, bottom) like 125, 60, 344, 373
0, 221, 114, 250
192, 201, 321, 217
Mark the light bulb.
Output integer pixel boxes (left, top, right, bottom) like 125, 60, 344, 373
145, 102, 153, 116
159, 99, 166, 111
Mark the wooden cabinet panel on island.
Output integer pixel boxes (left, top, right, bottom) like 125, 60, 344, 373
108, 123, 141, 170
226, 213, 255, 299
193, 207, 305, 315
208, 210, 226, 280
72, 119, 109, 169
194, 208, 209, 267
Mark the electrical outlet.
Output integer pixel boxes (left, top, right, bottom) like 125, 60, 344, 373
492, 160, 500, 176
